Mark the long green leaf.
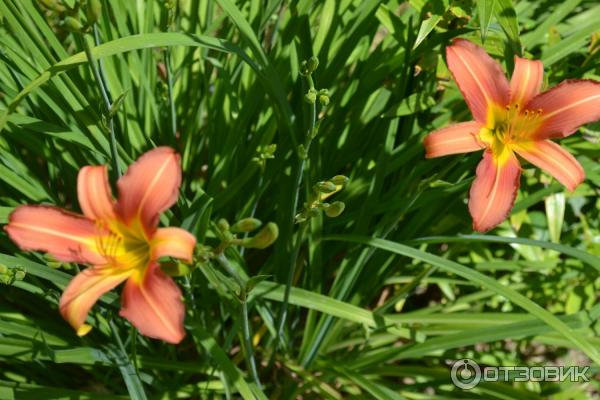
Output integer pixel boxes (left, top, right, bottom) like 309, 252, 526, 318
326, 235, 600, 365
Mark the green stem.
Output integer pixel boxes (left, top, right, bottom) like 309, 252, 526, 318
164, 49, 177, 140
274, 73, 317, 347
82, 28, 121, 177
215, 253, 261, 388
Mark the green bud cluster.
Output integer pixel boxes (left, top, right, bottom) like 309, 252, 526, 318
295, 175, 349, 223
0, 264, 26, 285
40, 0, 103, 33
252, 144, 277, 170
216, 217, 279, 251
300, 55, 330, 110
304, 88, 318, 104
300, 56, 319, 76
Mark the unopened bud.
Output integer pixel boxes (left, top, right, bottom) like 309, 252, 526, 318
38, 0, 66, 12
306, 56, 319, 73
298, 144, 308, 160
304, 89, 317, 104
264, 144, 277, 156
63, 17, 84, 32
217, 218, 230, 232
14, 269, 25, 281
325, 201, 345, 218
242, 222, 279, 249
330, 175, 349, 186
315, 181, 337, 193
231, 218, 262, 233
0, 264, 7, 274
86, 0, 102, 24
318, 95, 329, 106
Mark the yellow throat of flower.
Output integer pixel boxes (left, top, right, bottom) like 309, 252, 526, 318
94, 220, 150, 270
479, 103, 543, 164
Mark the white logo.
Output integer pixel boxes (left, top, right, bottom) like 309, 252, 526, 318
451, 359, 481, 389
450, 359, 590, 390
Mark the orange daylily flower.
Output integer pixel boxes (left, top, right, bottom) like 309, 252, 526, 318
424, 39, 600, 232
5, 147, 195, 343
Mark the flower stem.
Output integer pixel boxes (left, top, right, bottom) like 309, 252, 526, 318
274, 74, 317, 348
215, 253, 261, 388
164, 49, 177, 140
81, 27, 121, 178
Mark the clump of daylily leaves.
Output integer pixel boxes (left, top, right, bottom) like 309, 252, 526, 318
4, 147, 278, 343
4, 37, 600, 345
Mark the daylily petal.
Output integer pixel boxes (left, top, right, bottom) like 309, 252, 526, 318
513, 140, 584, 192
468, 150, 521, 232
510, 56, 543, 106
120, 263, 185, 344
115, 147, 182, 236
5, 206, 106, 264
151, 227, 196, 263
59, 266, 130, 335
424, 121, 483, 158
78, 165, 115, 221
527, 80, 600, 139
446, 39, 510, 124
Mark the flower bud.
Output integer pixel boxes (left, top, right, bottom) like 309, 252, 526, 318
0, 264, 7, 275
231, 218, 262, 233
304, 90, 317, 104
38, 0, 66, 12
14, 269, 26, 281
242, 222, 279, 249
86, 0, 102, 24
315, 181, 337, 193
330, 175, 349, 186
63, 17, 84, 32
298, 144, 308, 160
325, 201, 345, 218
318, 94, 330, 106
306, 56, 319, 73
217, 218, 230, 232
300, 60, 309, 75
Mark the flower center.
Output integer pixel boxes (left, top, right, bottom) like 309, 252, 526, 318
95, 221, 150, 269
479, 103, 543, 155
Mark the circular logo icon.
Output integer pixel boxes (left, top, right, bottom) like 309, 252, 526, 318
451, 359, 481, 389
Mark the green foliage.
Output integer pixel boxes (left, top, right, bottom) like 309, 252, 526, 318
0, 0, 599, 398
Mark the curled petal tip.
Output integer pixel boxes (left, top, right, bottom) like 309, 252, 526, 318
59, 267, 130, 334
77, 324, 93, 337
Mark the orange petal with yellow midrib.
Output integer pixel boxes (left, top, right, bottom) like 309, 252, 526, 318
468, 150, 521, 232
